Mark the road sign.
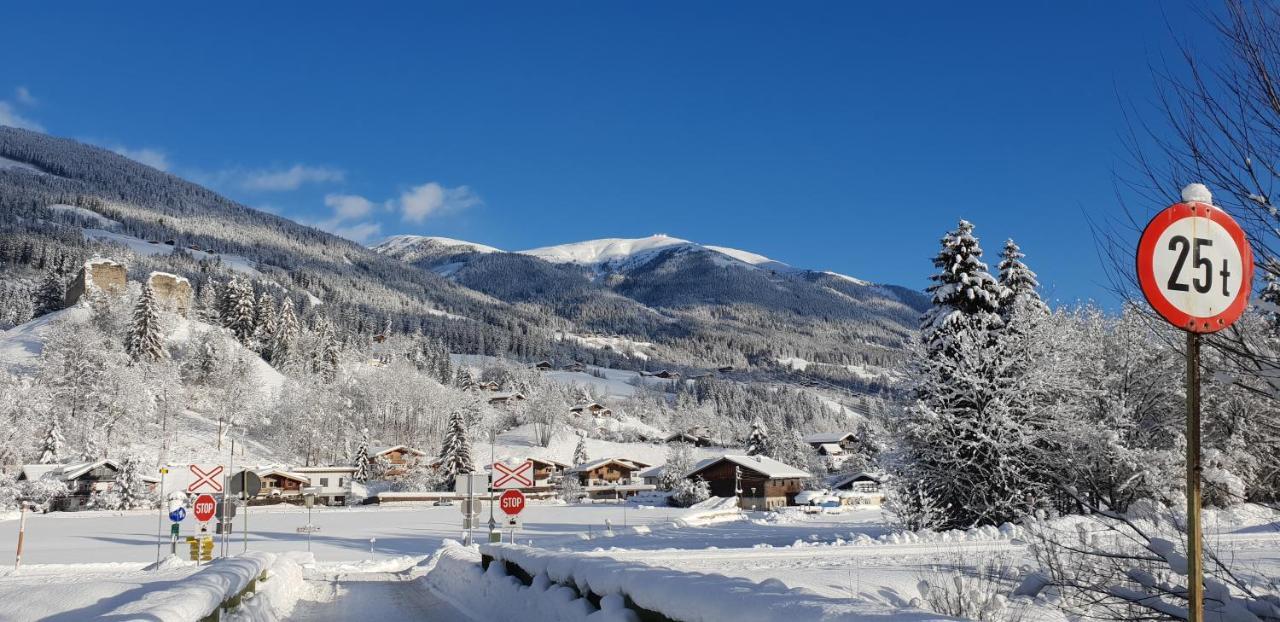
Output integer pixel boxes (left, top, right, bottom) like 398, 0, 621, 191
1137, 190, 1254, 334
504, 516, 521, 530
460, 498, 483, 518
227, 470, 262, 500
499, 489, 526, 516
193, 494, 217, 522
217, 499, 238, 519
296, 525, 321, 534
187, 465, 225, 493
493, 460, 534, 489
168, 507, 186, 522
453, 473, 490, 495
170, 523, 180, 537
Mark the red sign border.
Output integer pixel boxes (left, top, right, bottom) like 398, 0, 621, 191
193, 493, 218, 522
499, 489, 526, 516
493, 461, 534, 488
1137, 201, 1254, 334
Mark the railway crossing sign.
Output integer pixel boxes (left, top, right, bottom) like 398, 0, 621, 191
493, 460, 534, 489
187, 465, 224, 493
499, 489, 526, 516
1137, 186, 1253, 334
193, 494, 217, 523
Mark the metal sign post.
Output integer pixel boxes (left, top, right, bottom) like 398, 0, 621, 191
1136, 184, 1254, 622
13, 502, 28, 572
155, 467, 167, 563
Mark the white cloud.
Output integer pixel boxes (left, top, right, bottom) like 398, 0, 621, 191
324, 193, 376, 220
398, 182, 482, 223
0, 101, 42, 131
240, 164, 345, 191
15, 87, 36, 106
111, 146, 171, 171
312, 192, 382, 243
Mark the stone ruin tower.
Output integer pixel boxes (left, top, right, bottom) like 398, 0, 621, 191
146, 272, 193, 317
63, 258, 127, 307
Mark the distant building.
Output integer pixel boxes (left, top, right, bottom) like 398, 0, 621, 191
18, 460, 159, 512
476, 380, 501, 391
370, 445, 427, 477
568, 458, 644, 486
829, 472, 885, 506
802, 432, 858, 454
292, 466, 358, 505
664, 426, 714, 447
254, 468, 309, 499
487, 391, 526, 406
637, 465, 665, 486
687, 455, 810, 510
569, 402, 613, 417
563, 362, 586, 373
533, 361, 554, 371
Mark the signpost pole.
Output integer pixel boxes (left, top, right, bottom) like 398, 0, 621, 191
223, 439, 234, 558
1186, 331, 1203, 622
14, 502, 26, 572
155, 467, 166, 563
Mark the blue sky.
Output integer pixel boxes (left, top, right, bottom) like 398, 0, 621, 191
1, 2, 1218, 303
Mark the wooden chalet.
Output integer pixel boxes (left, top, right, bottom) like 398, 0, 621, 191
568, 458, 643, 486
255, 468, 309, 498
569, 402, 613, 417
664, 426, 714, 447
533, 361, 554, 371
18, 460, 159, 512
486, 391, 526, 406
371, 445, 428, 477
687, 455, 810, 510
802, 432, 858, 455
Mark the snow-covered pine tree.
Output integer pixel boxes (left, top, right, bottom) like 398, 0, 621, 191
223, 277, 257, 345
352, 443, 372, 482
253, 291, 278, 354
38, 421, 64, 464
439, 411, 474, 481
116, 454, 154, 510
271, 298, 300, 369
744, 419, 769, 456
196, 279, 220, 322
572, 435, 589, 465
997, 238, 1048, 319
313, 316, 340, 381
659, 442, 694, 491
455, 367, 477, 392
125, 283, 166, 363
33, 268, 65, 316
898, 220, 1049, 530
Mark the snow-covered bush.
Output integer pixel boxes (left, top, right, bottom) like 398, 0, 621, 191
21, 477, 69, 512
914, 554, 1029, 622
670, 477, 710, 508
0, 471, 19, 511
556, 476, 584, 504
87, 489, 124, 510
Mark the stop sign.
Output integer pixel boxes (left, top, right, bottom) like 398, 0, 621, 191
499, 489, 525, 516
193, 494, 217, 522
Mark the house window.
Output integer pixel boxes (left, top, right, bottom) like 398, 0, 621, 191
319, 478, 329, 487
338, 477, 344, 487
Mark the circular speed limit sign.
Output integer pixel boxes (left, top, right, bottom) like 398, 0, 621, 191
1137, 196, 1253, 333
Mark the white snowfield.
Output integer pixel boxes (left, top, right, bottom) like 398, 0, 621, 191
375, 234, 502, 255
82, 228, 264, 276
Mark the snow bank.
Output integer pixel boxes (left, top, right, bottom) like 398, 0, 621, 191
422, 543, 636, 622
104, 551, 309, 622
477, 543, 956, 621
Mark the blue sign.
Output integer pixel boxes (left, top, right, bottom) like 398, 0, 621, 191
169, 507, 186, 522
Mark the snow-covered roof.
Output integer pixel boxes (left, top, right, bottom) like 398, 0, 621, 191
486, 392, 525, 401
291, 466, 359, 473
689, 455, 810, 480
568, 458, 643, 473
818, 443, 844, 454
802, 432, 855, 444
636, 465, 665, 478
19, 464, 64, 481
21, 460, 158, 483
254, 468, 309, 483
830, 471, 883, 489
370, 445, 426, 457
569, 402, 609, 412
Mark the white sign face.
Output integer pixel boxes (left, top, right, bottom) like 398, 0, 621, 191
453, 473, 490, 495
1150, 216, 1245, 318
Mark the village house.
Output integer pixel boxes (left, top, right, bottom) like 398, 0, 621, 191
254, 468, 309, 499
533, 361, 554, 371
486, 392, 526, 406
476, 380, 501, 391
637, 465, 664, 486
830, 471, 885, 505
563, 362, 586, 373
569, 402, 613, 417
802, 432, 858, 456
292, 466, 358, 505
568, 458, 644, 486
664, 426, 715, 447
18, 460, 159, 512
686, 455, 810, 510
370, 445, 428, 477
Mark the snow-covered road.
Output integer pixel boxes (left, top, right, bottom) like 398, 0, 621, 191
290, 571, 471, 622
